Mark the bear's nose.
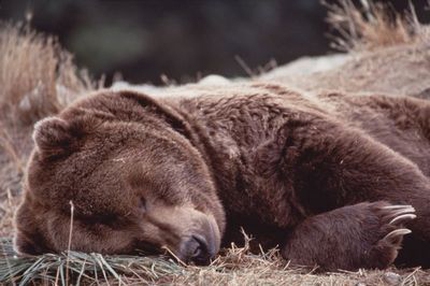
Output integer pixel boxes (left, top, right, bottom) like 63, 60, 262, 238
182, 234, 214, 265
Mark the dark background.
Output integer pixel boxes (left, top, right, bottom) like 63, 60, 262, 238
1, 0, 429, 85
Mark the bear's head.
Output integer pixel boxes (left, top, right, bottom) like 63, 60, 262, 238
14, 90, 225, 265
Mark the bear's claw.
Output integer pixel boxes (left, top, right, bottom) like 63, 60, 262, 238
383, 228, 412, 241
373, 203, 416, 253
389, 214, 417, 225
363, 203, 417, 269
381, 204, 416, 225
382, 204, 414, 210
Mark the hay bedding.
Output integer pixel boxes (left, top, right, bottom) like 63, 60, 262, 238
2, 1, 430, 284
2, 236, 429, 285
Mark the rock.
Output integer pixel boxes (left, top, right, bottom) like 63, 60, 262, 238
383, 272, 401, 285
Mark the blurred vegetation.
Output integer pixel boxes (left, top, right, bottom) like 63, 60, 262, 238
1, 0, 429, 85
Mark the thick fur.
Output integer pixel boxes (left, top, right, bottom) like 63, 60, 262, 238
14, 82, 430, 271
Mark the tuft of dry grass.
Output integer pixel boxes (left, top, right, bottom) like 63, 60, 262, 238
0, 20, 103, 205
0, 21, 102, 125
324, 0, 420, 52
261, 0, 430, 98
0, 189, 20, 238
1, 233, 430, 285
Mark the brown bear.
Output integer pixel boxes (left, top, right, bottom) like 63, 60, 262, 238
13, 82, 430, 271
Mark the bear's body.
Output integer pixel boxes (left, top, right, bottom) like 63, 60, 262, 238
14, 82, 430, 271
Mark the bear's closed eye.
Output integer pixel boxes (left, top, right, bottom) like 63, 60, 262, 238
76, 212, 120, 226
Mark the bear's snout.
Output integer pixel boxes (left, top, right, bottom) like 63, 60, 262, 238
180, 234, 215, 265
146, 203, 221, 265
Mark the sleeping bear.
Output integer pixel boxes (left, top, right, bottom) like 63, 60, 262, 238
13, 82, 430, 271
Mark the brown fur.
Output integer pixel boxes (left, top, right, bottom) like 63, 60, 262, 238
13, 82, 430, 271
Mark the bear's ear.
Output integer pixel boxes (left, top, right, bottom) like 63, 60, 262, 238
33, 116, 80, 158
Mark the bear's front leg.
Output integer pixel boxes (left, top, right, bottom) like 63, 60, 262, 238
282, 116, 430, 266
281, 201, 415, 271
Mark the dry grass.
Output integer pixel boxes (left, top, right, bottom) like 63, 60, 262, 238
2, 233, 430, 286
0, 189, 20, 237
262, 0, 430, 98
0, 22, 101, 281
0, 20, 102, 192
0, 21, 102, 125
324, 0, 419, 52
